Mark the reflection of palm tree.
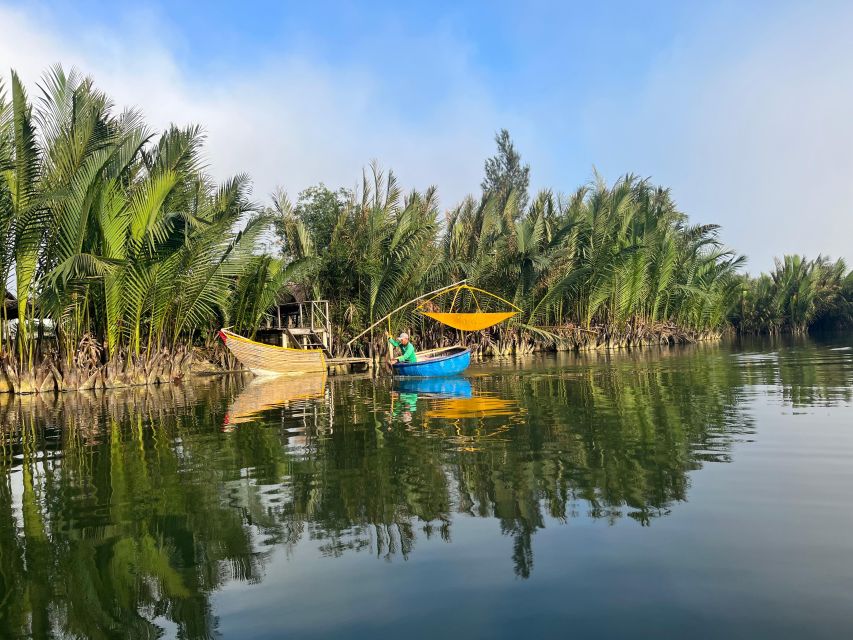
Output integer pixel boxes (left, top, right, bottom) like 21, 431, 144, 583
0, 476, 28, 637
511, 527, 535, 579
0, 382, 273, 639
0, 342, 777, 636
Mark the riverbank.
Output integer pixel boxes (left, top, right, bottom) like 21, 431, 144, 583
0, 322, 727, 394
0, 346, 223, 395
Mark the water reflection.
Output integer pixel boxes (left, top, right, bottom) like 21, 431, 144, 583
394, 375, 521, 419
0, 337, 850, 637
730, 334, 853, 407
224, 372, 327, 427
394, 376, 473, 397
391, 376, 524, 450
0, 379, 259, 639
390, 376, 475, 423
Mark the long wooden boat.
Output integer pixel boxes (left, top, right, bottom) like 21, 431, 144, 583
218, 329, 326, 376
392, 345, 470, 377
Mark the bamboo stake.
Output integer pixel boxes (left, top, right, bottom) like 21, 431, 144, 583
346, 279, 468, 346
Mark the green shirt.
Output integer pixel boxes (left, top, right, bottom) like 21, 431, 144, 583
389, 338, 417, 363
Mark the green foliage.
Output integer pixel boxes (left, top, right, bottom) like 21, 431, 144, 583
0, 66, 287, 367
7, 63, 845, 370
732, 255, 852, 333
439, 174, 743, 333
272, 171, 744, 350
482, 128, 530, 212
274, 183, 350, 252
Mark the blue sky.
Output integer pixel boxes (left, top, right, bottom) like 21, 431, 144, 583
2, 0, 852, 270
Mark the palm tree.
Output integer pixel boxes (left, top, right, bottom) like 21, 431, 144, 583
732, 255, 852, 334
0, 66, 289, 390
8, 62, 850, 385
315, 163, 441, 350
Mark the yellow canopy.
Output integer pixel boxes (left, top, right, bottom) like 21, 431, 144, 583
417, 284, 520, 331
421, 311, 518, 332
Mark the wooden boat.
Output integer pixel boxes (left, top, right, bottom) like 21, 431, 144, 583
218, 329, 325, 376
392, 345, 471, 377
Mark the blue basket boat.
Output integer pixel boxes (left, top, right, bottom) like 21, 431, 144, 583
392, 346, 471, 377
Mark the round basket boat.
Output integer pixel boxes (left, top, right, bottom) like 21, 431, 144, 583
392, 346, 471, 377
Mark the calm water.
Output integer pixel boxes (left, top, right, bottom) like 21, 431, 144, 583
1, 336, 853, 639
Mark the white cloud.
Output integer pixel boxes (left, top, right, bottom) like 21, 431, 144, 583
587, 2, 853, 271
2, 2, 852, 273
0, 4, 504, 209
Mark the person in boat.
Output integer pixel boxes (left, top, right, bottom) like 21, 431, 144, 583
387, 331, 417, 364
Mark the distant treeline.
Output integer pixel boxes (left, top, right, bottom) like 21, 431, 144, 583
1, 66, 850, 390
732, 256, 852, 334
269, 148, 851, 347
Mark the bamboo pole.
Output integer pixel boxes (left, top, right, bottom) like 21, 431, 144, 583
346, 279, 468, 347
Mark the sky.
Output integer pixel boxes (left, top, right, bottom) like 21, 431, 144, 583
1, 0, 852, 271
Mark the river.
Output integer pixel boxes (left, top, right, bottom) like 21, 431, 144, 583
1, 335, 852, 638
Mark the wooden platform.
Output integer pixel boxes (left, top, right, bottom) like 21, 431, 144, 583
326, 357, 372, 375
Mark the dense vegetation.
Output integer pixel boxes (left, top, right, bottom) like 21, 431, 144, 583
732, 255, 852, 334
277, 160, 747, 355
1, 66, 851, 392
0, 67, 309, 391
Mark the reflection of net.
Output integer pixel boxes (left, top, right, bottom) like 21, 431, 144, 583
425, 396, 519, 419
417, 394, 527, 452
224, 373, 326, 425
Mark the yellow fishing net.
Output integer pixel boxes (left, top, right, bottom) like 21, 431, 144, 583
417, 285, 520, 331
420, 311, 518, 331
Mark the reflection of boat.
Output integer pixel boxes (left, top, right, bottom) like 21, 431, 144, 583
394, 376, 472, 398
392, 346, 471, 377
392, 376, 522, 421
224, 373, 327, 426
218, 329, 325, 376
